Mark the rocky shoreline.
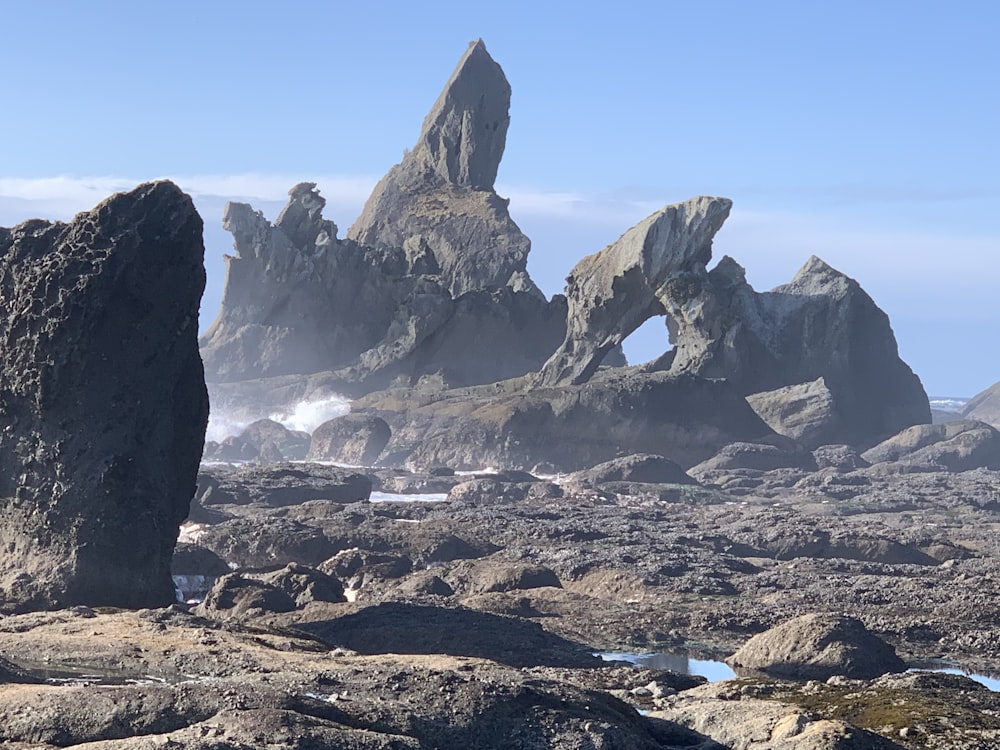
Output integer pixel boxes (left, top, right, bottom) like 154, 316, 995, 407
2, 458, 1000, 747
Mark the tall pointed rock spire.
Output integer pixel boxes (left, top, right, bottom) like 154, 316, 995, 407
348, 40, 541, 298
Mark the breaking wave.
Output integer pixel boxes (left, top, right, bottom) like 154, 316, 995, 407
268, 395, 351, 434
205, 394, 351, 442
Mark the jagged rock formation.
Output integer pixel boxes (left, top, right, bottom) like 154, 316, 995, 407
0, 181, 208, 611
199, 183, 413, 381
348, 39, 540, 298
657, 255, 930, 444
539, 196, 929, 445
537, 196, 733, 386
200, 183, 563, 387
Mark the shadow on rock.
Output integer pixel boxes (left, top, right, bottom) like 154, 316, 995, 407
298, 602, 602, 668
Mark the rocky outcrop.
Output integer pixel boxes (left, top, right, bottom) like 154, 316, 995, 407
0, 181, 208, 611
355, 370, 775, 472
199, 183, 413, 382
203, 418, 310, 462
566, 454, 696, 486
348, 39, 540, 299
660, 255, 930, 445
537, 196, 732, 386
861, 419, 1000, 472
727, 613, 906, 680
538, 194, 929, 445
196, 463, 372, 507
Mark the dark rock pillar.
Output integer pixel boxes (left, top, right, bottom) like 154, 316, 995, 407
0, 181, 208, 611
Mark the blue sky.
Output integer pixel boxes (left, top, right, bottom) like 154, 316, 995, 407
1, 1, 997, 396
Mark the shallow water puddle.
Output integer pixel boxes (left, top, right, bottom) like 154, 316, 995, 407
368, 491, 449, 503
598, 651, 1000, 691
597, 651, 736, 681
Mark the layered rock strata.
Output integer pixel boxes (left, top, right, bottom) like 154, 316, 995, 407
0, 181, 208, 611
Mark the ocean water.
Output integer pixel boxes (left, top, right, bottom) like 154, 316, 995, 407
929, 396, 969, 413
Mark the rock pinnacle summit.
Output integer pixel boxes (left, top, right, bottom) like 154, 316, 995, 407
349, 39, 540, 298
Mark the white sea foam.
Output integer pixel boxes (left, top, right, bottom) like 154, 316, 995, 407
268, 395, 351, 434
205, 394, 352, 442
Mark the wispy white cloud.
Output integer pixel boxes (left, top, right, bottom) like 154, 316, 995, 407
0, 173, 378, 226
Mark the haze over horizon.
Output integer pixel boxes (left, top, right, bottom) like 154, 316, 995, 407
2, 1, 996, 397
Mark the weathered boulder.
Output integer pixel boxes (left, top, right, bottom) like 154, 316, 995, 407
194, 574, 297, 619
811, 444, 870, 472
348, 39, 540, 299
651, 682, 902, 750
727, 613, 906, 680
203, 418, 310, 463
196, 517, 337, 569
310, 414, 392, 465
861, 419, 1000, 472
746, 378, 843, 448
537, 196, 732, 386
566, 454, 696, 486
257, 562, 345, 606
0, 181, 208, 612
443, 560, 562, 595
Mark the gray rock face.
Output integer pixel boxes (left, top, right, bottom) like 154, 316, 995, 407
538, 192, 929, 445
746, 378, 842, 449
662, 255, 930, 445
0, 181, 208, 611
348, 39, 540, 298
566, 454, 696, 486
727, 613, 906, 680
537, 196, 733, 386
200, 183, 564, 389
690, 440, 817, 476
199, 183, 413, 382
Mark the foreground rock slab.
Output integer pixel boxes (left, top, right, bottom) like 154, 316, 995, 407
0, 181, 208, 611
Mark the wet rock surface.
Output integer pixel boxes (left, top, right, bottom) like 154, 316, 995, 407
0, 181, 208, 612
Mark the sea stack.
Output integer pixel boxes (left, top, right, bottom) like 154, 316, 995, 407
348, 39, 540, 298
0, 181, 209, 611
